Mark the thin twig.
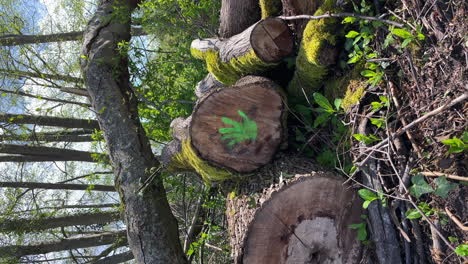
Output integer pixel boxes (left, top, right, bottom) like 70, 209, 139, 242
445, 207, 468, 232
355, 92, 468, 166
279, 12, 404, 27
420, 171, 468, 182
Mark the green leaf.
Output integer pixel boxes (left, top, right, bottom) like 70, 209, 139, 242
392, 28, 413, 39
448, 236, 459, 243
401, 38, 412, 48
455, 244, 468, 257
342, 17, 357, 24
334, 98, 342, 111
1, 93, 6, 97
219, 110, 257, 147
361, 70, 376, 77
441, 137, 466, 153
461, 131, 468, 142
345, 30, 360, 38
370, 102, 383, 111
405, 209, 422, 219
353, 134, 380, 145
434, 176, 457, 198
370, 118, 386, 128
409, 174, 434, 198
313, 112, 332, 128
379, 96, 390, 106
313, 92, 334, 113
358, 189, 378, 208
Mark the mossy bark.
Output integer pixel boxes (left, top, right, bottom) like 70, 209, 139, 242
287, 0, 341, 100
191, 18, 293, 85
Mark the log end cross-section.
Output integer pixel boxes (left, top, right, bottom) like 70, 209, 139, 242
229, 173, 363, 264
190, 76, 286, 173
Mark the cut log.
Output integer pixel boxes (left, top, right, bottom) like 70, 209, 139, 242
219, 0, 261, 38
162, 76, 287, 181
281, 0, 324, 39
191, 18, 293, 85
195, 73, 225, 98
223, 155, 363, 264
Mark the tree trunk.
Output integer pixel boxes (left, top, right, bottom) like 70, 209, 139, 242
162, 76, 287, 181
0, 88, 91, 107
0, 230, 126, 257
0, 68, 83, 83
0, 114, 99, 129
81, 0, 187, 263
0, 181, 115, 192
0, 27, 146, 46
219, 0, 261, 38
0, 133, 93, 142
0, 211, 120, 233
94, 251, 134, 264
281, 0, 325, 39
0, 144, 104, 163
192, 18, 293, 85
222, 155, 363, 264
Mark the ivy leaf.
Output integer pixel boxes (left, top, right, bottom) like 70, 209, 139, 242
219, 110, 257, 147
409, 174, 433, 198
434, 176, 457, 198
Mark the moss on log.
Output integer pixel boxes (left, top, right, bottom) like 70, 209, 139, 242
191, 18, 293, 85
287, 0, 340, 100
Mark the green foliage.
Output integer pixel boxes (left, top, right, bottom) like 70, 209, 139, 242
219, 110, 258, 147
353, 133, 380, 144
433, 176, 458, 198
348, 215, 368, 243
441, 135, 468, 154
409, 174, 433, 198
358, 189, 378, 209
405, 202, 434, 219
455, 244, 468, 256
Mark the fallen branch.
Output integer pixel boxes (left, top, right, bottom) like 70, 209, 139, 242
279, 12, 404, 27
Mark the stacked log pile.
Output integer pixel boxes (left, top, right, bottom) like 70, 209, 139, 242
161, 0, 365, 263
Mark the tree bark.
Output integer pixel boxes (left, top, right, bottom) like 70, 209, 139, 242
219, 0, 261, 38
81, 1, 187, 263
222, 155, 363, 264
0, 211, 120, 233
0, 181, 115, 192
0, 230, 126, 257
0, 88, 91, 107
0, 27, 146, 46
281, 0, 324, 39
0, 114, 99, 129
0, 144, 104, 163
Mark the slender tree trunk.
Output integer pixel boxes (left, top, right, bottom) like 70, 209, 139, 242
0, 88, 91, 107
0, 211, 120, 233
0, 230, 126, 257
0, 27, 146, 46
81, 1, 187, 263
0, 181, 115, 192
0, 144, 104, 162
93, 251, 134, 264
0, 68, 82, 83
0, 133, 93, 142
0, 114, 99, 129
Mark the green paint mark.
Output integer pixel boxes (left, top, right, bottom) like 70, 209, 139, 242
219, 110, 257, 147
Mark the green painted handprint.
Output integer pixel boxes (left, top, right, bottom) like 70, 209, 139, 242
218, 110, 257, 147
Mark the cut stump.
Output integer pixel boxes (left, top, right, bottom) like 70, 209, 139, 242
224, 157, 363, 263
